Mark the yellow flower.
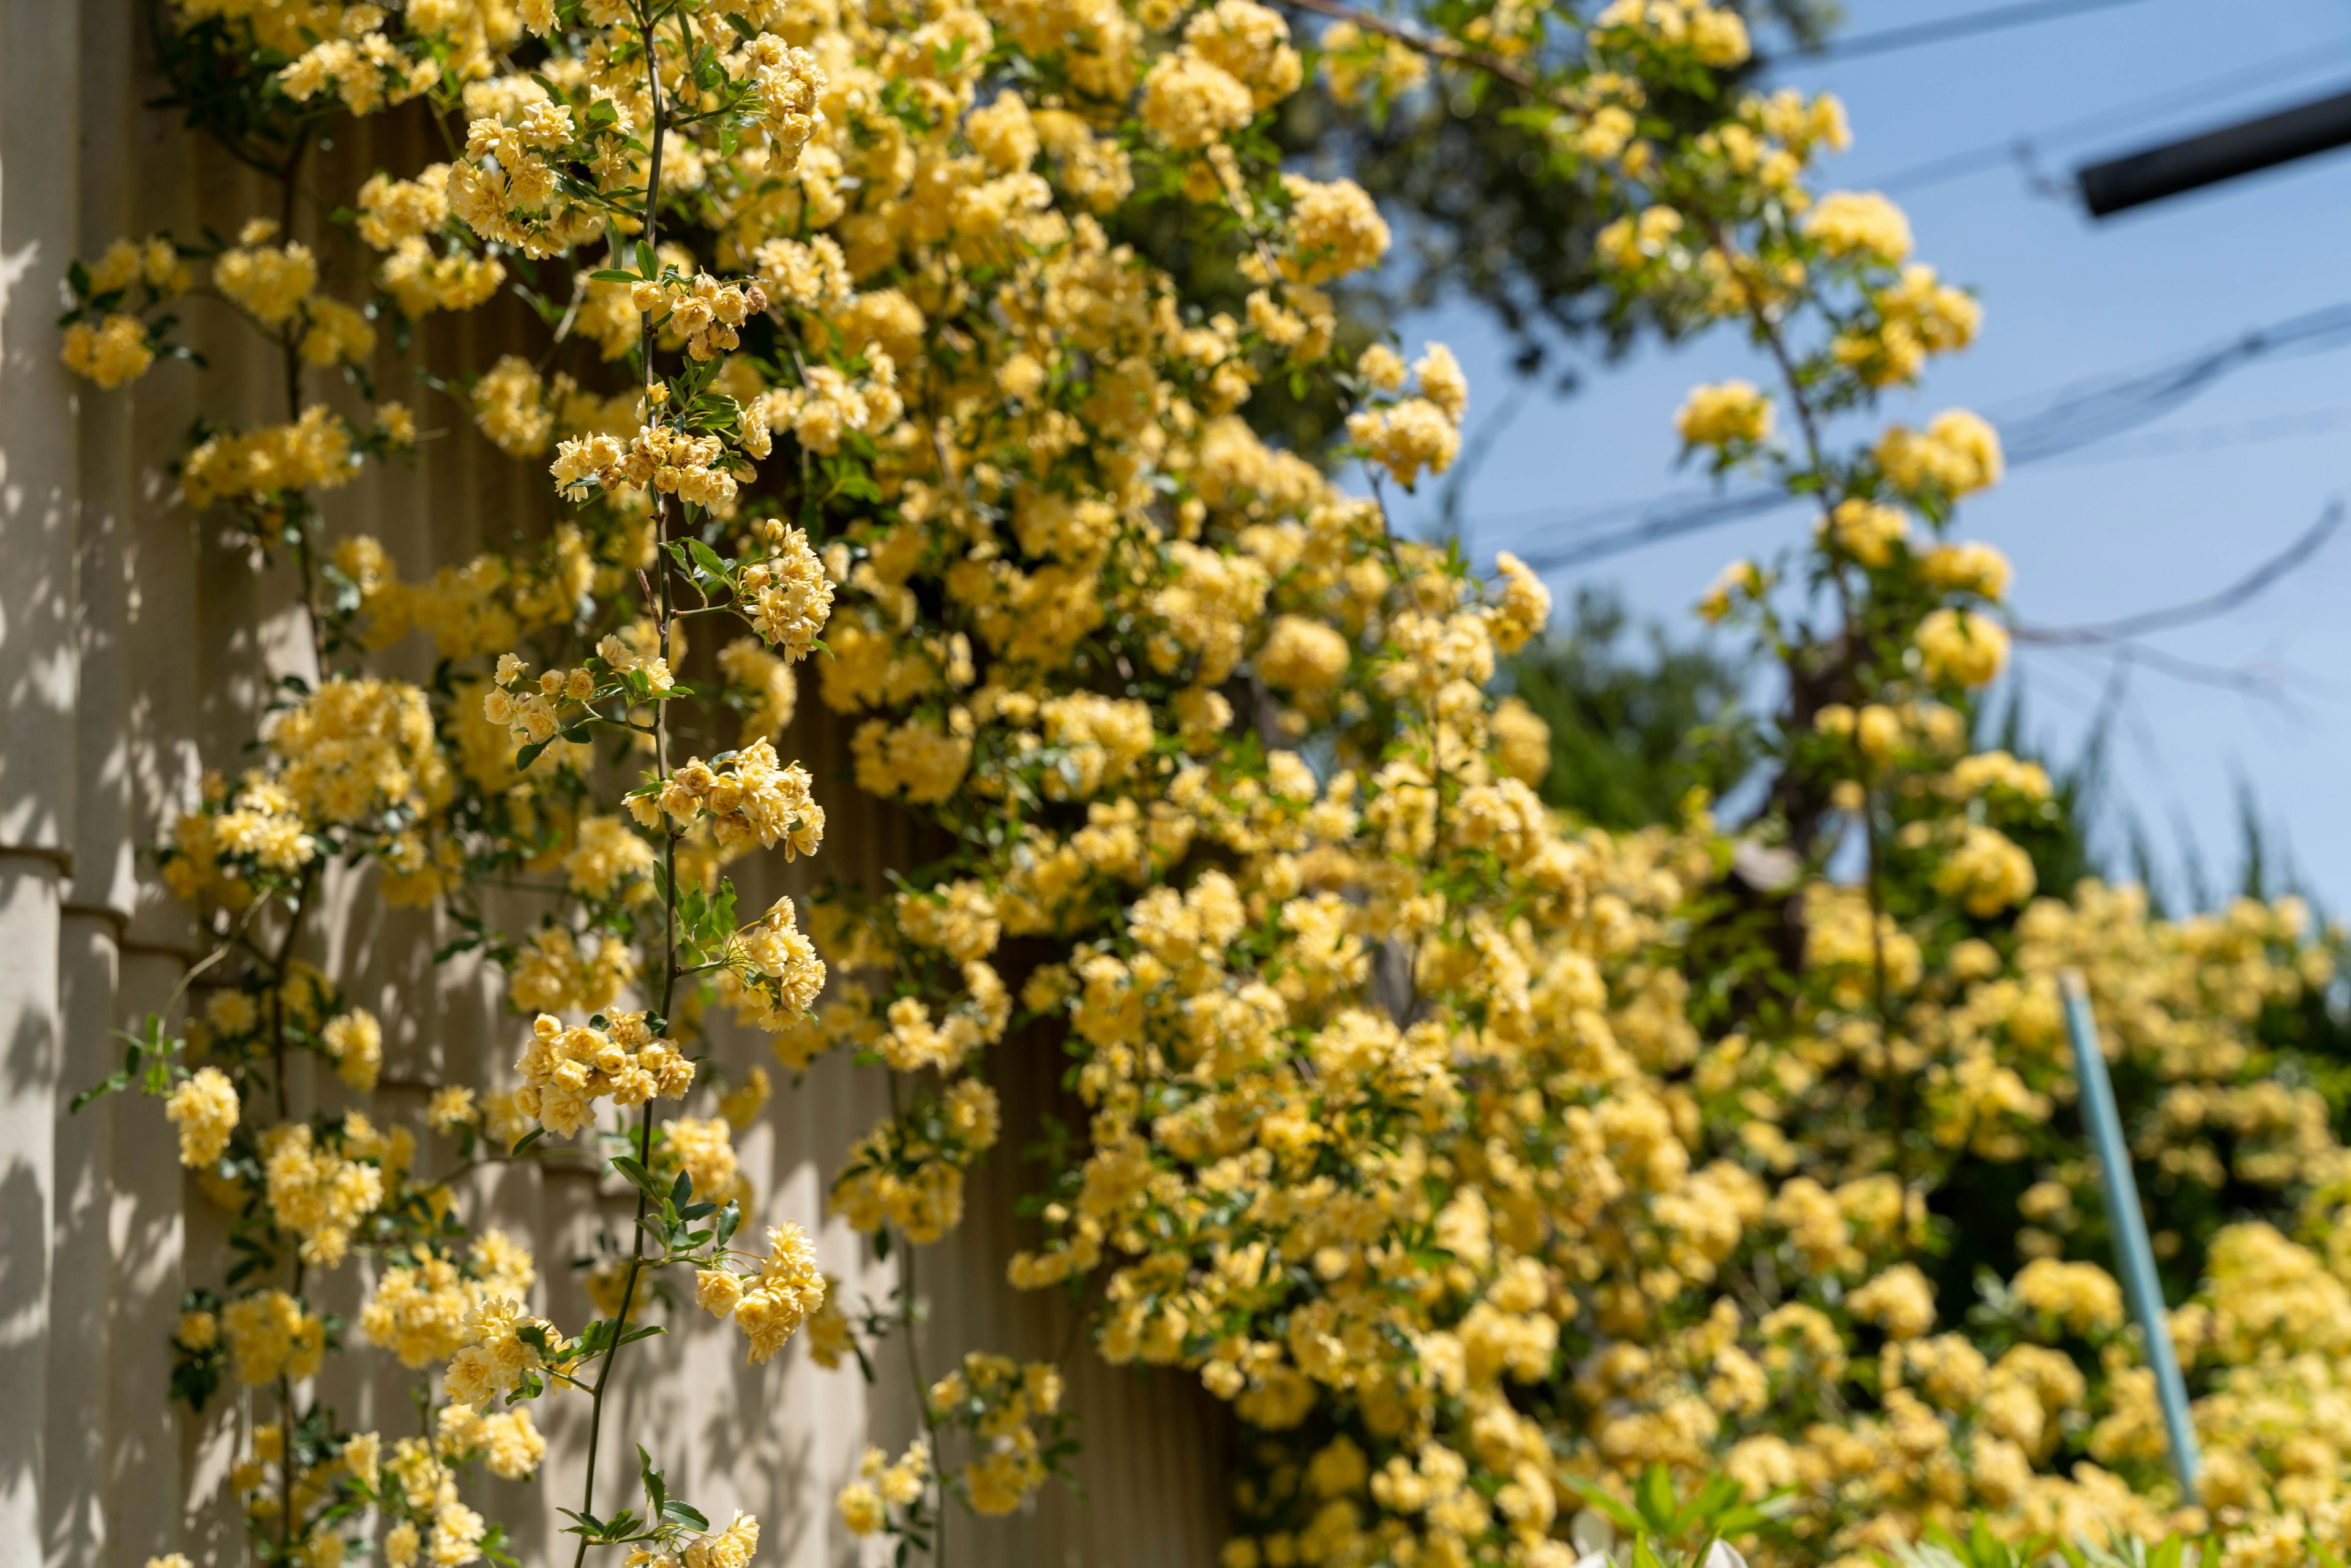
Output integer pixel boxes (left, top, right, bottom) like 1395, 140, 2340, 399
1674, 379, 1773, 449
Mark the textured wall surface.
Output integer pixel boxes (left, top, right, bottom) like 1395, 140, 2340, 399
0, 7, 1226, 1564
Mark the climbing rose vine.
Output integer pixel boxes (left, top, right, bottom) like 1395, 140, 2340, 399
66, 2, 2351, 1567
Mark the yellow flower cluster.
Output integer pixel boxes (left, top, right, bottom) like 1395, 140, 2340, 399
552, 420, 747, 511
693, 1221, 827, 1363
512, 1011, 696, 1137
1348, 342, 1469, 488
837, 1439, 929, 1535
223, 1288, 326, 1386
62, 314, 155, 388
261, 1118, 397, 1269
165, 1066, 240, 1168
1805, 190, 1914, 266
1675, 378, 1774, 451
928, 1353, 1066, 1515
444, 1294, 565, 1411
360, 1231, 536, 1368
160, 773, 316, 909
636, 740, 823, 858
1878, 409, 2005, 500
182, 406, 361, 511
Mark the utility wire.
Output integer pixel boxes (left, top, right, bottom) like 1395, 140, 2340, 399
1850, 35, 2351, 194
2033, 403, 2351, 467
1771, 0, 2147, 65
1996, 300, 2351, 465
1466, 297, 2351, 571
2015, 500, 2344, 645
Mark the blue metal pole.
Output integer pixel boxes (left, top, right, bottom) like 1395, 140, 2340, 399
2059, 967, 2201, 1505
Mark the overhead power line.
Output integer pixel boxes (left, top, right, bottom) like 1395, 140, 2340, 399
1463, 298, 2351, 572
1850, 36, 2351, 195
2034, 403, 2351, 467
2079, 86, 2351, 216
1774, 0, 2147, 65
2016, 500, 2344, 646
1996, 301, 2351, 465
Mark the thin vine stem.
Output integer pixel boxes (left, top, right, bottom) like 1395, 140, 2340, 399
566, 9, 675, 1559
882, 1068, 945, 1565
1706, 212, 1913, 1188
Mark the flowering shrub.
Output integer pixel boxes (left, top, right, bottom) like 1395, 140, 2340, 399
64, 2, 2351, 1567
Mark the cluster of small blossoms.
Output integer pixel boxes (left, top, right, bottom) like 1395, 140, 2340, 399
359, 1230, 538, 1368
164, 1067, 241, 1167
354, 164, 505, 317
551, 418, 745, 511
159, 771, 315, 909
736, 520, 834, 658
928, 1354, 1067, 1515
222, 1288, 327, 1386
1676, 378, 1774, 454
836, 1440, 931, 1536
373, 1430, 493, 1568
437, 1402, 550, 1482
62, 311, 159, 388
508, 923, 637, 1015
828, 1077, 1002, 1244
1139, 0, 1298, 150
483, 653, 599, 748
754, 350, 902, 454
1592, 0, 1753, 66
1877, 408, 2005, 502
632, 740, 823, 858
260, 1117, 396, 1268
637, 272, 769, 362
512, 1011, 695, 1137
693, 1220, 827, 1364
1347, 340, 1469, 488
444, 1293, 569, 1411
180, 405, 364, 511
626, 1510, 764, 1568
447, 94, 606, 257
726, 895, 828, 1024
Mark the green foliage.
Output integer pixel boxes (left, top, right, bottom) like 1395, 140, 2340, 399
1883, 1518, 2208, 1568
1275, 2, 1843, 392
1565, 1465, 1793, 1566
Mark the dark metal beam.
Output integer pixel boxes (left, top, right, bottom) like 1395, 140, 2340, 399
2079, 85, 2351, 216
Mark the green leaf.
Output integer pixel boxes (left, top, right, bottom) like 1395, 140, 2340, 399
1637, 1465, 1677, 1534
662, 1499, 709, 1531
514, 737, 553, 771
637, 1444, 666, 1512
69, 1072, 132, 1114
636, 239, 659, 279
1563, 1476, 1644, 1537
590, 268, 639, 283
511, 1128, 547, 1157
610, 1156, 667, 1199
713, 1198, 741, 1251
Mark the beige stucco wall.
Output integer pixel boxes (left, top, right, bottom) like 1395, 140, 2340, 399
0, 7, 1226, 1563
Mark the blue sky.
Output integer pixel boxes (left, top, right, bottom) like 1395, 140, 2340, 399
1390, 0, 2351, 913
